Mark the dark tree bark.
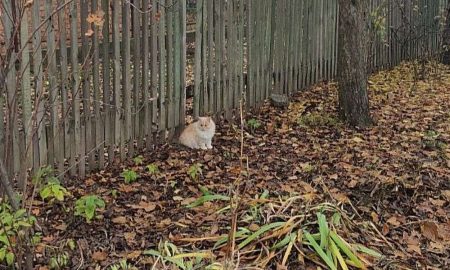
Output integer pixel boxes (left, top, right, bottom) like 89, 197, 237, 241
442, 0, 450, 65
337, 0, 372, 127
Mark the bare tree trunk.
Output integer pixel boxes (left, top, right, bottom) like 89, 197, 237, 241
337, 0, 372, 127
442, 0, 450, 65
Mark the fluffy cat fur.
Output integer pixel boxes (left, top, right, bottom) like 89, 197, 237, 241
179, 117, 215, 150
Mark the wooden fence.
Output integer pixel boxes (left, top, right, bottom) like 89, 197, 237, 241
0, 0, 447, 188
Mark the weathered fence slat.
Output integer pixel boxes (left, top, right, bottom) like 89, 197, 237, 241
70, 0, 81, 176
166, 0, 175, 133
19, 4, 32, 188
122, 1, 131, 160
142, 0, 151, 147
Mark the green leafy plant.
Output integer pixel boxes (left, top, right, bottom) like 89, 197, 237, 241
40, 178, 70, 202
245, 189, 269, 223
422, 130, 446, 150
146, 163, 159, 175
74, 195, 105, 223
121, 169, 138, 184
49, 251, 69, 270
0, 203, 37, 266
303, 212, 382, 270
186, 186, 230, 209
133, 155, 144, 165
246, 118, 261, 132
33, 166, 70, 203
109, 259, 138, 270
143, 240, 216, 270
187, 163, 202, 181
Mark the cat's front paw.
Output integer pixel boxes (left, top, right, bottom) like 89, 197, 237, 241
200, 145, 208, 150
207, 145, 213, 149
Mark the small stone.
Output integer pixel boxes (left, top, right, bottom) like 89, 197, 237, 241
270, 93, 289, 108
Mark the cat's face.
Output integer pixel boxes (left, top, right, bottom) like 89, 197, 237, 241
197, 117, 212, 131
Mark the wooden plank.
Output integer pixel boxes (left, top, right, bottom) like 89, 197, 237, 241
201, 0, 208, 115
80, 0, 90, 177
56, 0, 70, 167
180, 0, 187, 126
45, 0, 64, 172
333, 0, 339, 77
159, 0, 167, 135
255, 0, 262, 102
223, 0, 230, 116
92, 0, 101, 170
112, 0, 121, 160
207, 0, 214, 113
150, 0, 158, 146
46, 125, 54, 169
238, 0, 245, 108
247, 0, 254, 106
142, 0, 150, 147
166, 0, 175, 131
174, 0, 183, 128
31, 0, 47, 170
287, 0, 294, 95
4, 0, 20, 176
17, 131, 26, 189
279, 0, 287, 95
217, 0, 224, 113
20, 4, 32, 185
132, 0, 141, 153
291, 0, 300, 90
225, 0, 235, 116
272, 0, 281, 95
122, 1, 131, 160
193, 0, 203, 118
102, 0, 111, 167
70, 0, 81, 176
268, 0, 277, 94
214, 0, 222, 113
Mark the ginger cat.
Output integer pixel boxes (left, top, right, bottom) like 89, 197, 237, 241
179, 117, 215, 150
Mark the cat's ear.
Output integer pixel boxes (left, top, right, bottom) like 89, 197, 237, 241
207, 117, 212, 122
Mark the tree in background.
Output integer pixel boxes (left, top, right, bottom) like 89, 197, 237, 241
337, 0, 372, 127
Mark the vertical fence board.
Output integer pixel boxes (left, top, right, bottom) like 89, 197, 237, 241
142, 0, 150, 146
19, 5, 32, 188
122, 1, 131, 159
46, 0, 58, 171
92, 0, 102, 170
70, 0, 81, 176
166, 0, 175, 132
194, 0, 203, 118
174, 0, 183, 128
150, 0, 158, 144
159, 0, 167, 136
180, 0, 187, 126
132, 0, 141, 153
112, 0, 121, 161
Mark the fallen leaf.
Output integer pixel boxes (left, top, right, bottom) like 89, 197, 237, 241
85, 28, 94, 37
421, 221, 439, 241
126, 250, 141, 259
92, 251, 107, 261
371, 212, 379, 223
112, 216, 127, 224
386, 216, 401, 226
442, 190, 450, 201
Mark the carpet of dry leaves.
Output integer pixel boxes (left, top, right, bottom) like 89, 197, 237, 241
33, 62, 450, 269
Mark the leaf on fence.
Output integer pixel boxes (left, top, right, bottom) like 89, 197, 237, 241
87, 10, 105, 27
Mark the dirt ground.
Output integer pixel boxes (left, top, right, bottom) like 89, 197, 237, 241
32, 62, 450, 269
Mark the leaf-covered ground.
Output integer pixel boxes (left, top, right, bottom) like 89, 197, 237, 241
33, 62, 450, 269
